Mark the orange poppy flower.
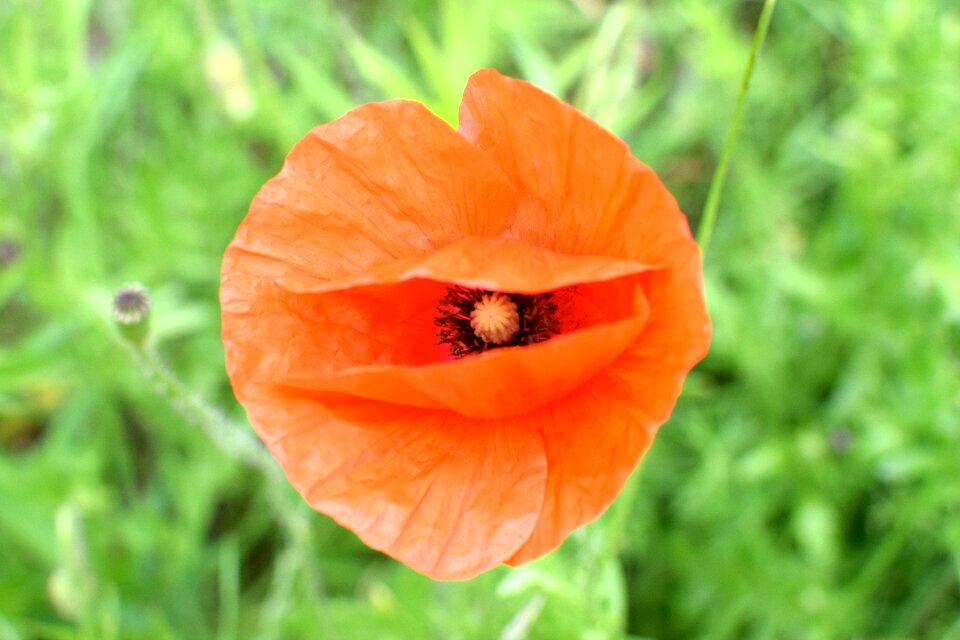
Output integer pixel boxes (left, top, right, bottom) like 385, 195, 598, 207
220, 69, 710, 580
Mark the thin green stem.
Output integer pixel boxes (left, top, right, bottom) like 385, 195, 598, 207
123, 340, 279, 480
697, 0, 778, 256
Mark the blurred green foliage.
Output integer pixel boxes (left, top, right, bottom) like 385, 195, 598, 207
2, 0, 959, 638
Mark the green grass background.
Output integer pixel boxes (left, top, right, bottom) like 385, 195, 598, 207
2, 0, 959, 638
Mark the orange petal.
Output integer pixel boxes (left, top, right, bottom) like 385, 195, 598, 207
223, 99, 518, 291
270, 237, 656, 418
506, 242, 711, 564
242, 387, 547, 580
459, 69, 694, 268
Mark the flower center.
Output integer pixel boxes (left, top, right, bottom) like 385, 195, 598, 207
470, 293, 519, 344
436, 286, 560, 358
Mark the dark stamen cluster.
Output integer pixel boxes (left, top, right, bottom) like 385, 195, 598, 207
436, 286, 560, 358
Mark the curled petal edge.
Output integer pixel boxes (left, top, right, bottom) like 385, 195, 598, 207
277, 237, 659, 418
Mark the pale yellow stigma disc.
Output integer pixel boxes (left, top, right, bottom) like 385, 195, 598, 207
470, 293, 520, 345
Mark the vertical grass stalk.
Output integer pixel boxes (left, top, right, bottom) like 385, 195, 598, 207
696, 0, 778, 256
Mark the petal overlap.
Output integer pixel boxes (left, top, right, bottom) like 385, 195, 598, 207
274, 237, 656, 418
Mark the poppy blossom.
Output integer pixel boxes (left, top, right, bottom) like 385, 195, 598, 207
220, 69, 710, 580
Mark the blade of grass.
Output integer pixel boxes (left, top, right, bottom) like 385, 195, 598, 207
696, 0, 778, 257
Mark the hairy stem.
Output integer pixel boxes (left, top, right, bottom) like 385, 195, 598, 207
124, 340, 279, 479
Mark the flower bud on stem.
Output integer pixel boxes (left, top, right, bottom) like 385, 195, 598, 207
110, 286, 324, 628
112, 283, 151, 346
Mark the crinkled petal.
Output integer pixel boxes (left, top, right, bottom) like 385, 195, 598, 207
224, 98, 518, 291
242, 387, 546, 580
459, 69, 693, 268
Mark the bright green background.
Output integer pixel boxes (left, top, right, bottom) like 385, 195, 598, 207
2, 0, 959, 638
